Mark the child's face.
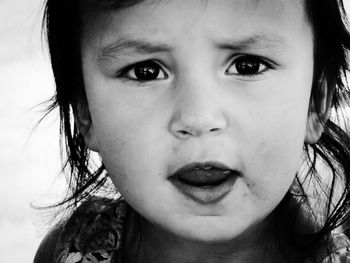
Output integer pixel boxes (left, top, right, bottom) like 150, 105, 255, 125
81, 0, 314, 241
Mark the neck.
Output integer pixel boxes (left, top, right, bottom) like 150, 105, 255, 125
125, 210, 295, 263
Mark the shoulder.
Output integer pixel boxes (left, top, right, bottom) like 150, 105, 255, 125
34, 197, 128, 263
321, 232, 350, 263
34, 225, 64, 263
306, 232, 350, 263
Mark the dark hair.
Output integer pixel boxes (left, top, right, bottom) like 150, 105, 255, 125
42, 0, 350, 260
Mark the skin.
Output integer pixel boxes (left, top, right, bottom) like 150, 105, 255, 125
79, 0, 324, 261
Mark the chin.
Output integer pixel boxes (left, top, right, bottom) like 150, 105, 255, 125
174, 220, 249, 244
184, 230, 245, 244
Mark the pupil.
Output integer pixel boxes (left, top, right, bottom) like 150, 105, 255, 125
236, 58, 260, 75
135, 62, 160, 80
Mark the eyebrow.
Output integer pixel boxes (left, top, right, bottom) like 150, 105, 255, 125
216, 34, 287, 52
98, 38, 172, 60
98, 33, 287, 60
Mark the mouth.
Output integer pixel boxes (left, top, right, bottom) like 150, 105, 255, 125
169, 162, 239, 204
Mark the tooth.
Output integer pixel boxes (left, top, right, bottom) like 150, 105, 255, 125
223, 171, 231, 174
204, 166, 212, 170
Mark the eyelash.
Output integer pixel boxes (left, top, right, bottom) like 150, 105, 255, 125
117, 60, 168, 83
117, 55, 275, 82
225, 55, 275, 78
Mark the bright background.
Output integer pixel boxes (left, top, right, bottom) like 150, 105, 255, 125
0, 0, 64, 261
1, 0, 350, 262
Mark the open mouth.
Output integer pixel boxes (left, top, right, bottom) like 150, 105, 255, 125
175, 166, 233, 187
169, 162, 239, 204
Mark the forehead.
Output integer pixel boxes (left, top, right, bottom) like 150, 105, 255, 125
81, 0, 310, 52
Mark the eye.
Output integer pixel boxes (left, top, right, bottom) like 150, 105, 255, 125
225, 55, 273, 76
120, 60, 168, 81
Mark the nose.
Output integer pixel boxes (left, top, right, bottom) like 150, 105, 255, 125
169, 80, 228, 139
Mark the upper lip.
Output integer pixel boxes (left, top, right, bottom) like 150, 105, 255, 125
169, 161, 234, 179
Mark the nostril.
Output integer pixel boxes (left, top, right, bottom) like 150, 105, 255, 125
210, 128, 220, 132
179, 130, 190, 136
170, 115, 228, 138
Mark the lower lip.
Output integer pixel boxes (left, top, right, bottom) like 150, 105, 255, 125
170, 175, 238, 204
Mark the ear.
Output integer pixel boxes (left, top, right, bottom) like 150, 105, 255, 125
73, 97, 99, 152
305, 77, 335, 144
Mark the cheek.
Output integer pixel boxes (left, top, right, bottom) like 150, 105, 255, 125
94, 118, 161, 205
244, 98, 309, 203
94, 112, 157, 168
240, 73, 312, 201
86, 90, 171, 193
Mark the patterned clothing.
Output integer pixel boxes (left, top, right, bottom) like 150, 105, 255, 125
53, 198, 127, 263
42, 197, 350, 263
